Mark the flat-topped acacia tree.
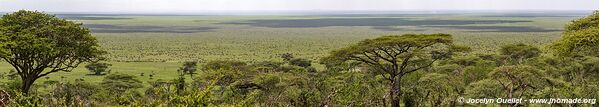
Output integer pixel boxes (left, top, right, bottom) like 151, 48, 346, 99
322, 33, 468, 107
0, 10, 105, 94
550, 11, 599, 56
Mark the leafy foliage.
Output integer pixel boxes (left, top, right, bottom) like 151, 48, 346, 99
202, 60, 248, 71
550, 11, 599, 56
499, 43, 540, 63
1, 10, 599, 107
323, 33, 467, 107
85, 62, 112, 75
288, 58, 312, 68
178, 61, 198, 77
0, 10, 105, 93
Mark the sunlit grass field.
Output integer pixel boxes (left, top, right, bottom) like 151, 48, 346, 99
0, 12, 587, 84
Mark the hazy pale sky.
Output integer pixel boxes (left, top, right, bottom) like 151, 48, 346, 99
1, 0, 599, 13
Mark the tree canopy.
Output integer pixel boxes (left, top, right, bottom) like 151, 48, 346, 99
550, 11, 599, 56
499, 43, 540, 63
85, 62, 112, 75
0, 10, 105, 93
323, 33, 468, 107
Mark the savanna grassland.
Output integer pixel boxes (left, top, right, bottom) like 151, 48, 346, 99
3, 10, 599, 107
0, 11, 586, 83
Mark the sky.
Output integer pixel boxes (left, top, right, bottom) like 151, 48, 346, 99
1, 0, 599, 13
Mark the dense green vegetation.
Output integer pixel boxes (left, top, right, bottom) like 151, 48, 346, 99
0, 10, 105, 94
0, 11, 579, 83
1, 10, 598, 106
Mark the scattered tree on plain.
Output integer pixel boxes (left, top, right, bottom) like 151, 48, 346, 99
85, 62, 112, 75
322, 33, 469, 107
0, 10, 105, 94
178, 61, 198, 77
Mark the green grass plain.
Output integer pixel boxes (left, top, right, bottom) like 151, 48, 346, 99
0, 12, 586, 84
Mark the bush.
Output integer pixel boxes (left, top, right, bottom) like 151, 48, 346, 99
202, 60, 248, 71
100, 73, 143, 92
51, 81, 100, 106
250, 61, 284, 72
288, 58, 312, 68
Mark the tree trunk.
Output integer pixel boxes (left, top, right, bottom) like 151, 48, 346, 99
507, 87, 515, 107
20, 77, 37, 94
382, 95, 387, 107
0, 90, 10, 106
390, 78, 401, 107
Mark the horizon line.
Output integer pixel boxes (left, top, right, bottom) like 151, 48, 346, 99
1, 9, 596, 15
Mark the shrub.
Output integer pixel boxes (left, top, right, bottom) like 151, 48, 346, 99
202, 60, 248, 71
85, 62, 112, 75
100, 73, 143, 92
288, 58, 312, 68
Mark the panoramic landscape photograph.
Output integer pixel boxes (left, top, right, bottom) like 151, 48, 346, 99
0, 0, 599, 106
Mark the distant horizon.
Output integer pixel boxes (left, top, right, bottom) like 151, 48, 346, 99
2, 0, 598, 14
0, 10, 596, 16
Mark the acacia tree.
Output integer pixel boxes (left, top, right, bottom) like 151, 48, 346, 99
544, 11, 599, 105
550, 10, 599, 56
322, 34, 468, 107
0, 10, 105, 94
416, 73, 462, 106
488, 65, 545, 107
85, 62, 112, 75
178, 61, 198, 78
499, 43, 540, 64
174, 61, 197, 94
